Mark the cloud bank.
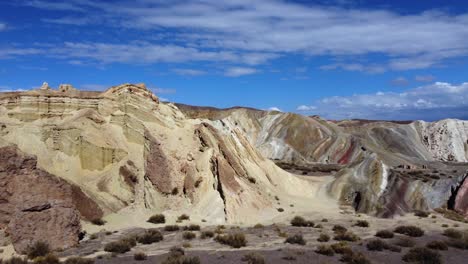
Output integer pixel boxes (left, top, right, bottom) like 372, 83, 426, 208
297, 82, 468, 121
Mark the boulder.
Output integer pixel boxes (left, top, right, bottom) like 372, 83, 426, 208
0, 146, 82, 253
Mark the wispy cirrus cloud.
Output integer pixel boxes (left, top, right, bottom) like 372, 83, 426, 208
296, 82, 468, 121
224, 67, 257, 77
0, 23, 6, 31
172, 68, 206, 76
415, 75, 436, 82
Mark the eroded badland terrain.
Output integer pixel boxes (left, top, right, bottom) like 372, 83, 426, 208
0, 83, 467, 264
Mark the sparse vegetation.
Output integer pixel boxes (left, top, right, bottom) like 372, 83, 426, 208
285, 234, 306, 245
443, 228, 462, 239
147, 214, 166, 224
34, 254, 60, 264
242, 252, 265, 264
426, 241, 448, 251
414, 210, 430, 218
402, 247, 442, 264
290, 216, 314, 227
164, 225, 180, 232
394, 237, 416, 248
184, 224, 201, 231
183, 231, 197, 240
315, 245, 335, 256
331, 242, 352, 255
64, 257, 95, 264
137, 229, 164, 244
341, 251, 371, 264
177, 214, 190, 222
201, 231, 215, 239
366, 239, 388, 251
354, 220, 369, 228
318, 233, 330, 242
332, 225, 347, 233
26, 241, 50, 259
91, 218, 106, 226
434, 208, 468, 223
215, 232, 247, 248
394, 225, 424, 237
375, 230, 394, 239
161, 247, 200, 264
104, 240, 133, 254
134, 252, 147, 261
253, 223, 264, 229
0, 257, 29, 264
334, 231, 360, 242
277, 208, 285, 212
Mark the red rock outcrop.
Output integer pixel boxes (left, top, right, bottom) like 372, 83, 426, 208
455, 175, 468, 218
0, 146, 95, 253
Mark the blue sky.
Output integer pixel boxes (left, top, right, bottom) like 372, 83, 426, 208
1, 0, 468, 121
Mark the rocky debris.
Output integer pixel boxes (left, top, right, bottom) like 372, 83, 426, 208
59, 84, 77, 93
39, 82, 51, 90
0, 145, 100, 253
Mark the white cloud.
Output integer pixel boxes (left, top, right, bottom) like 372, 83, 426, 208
300, 82, 468, 121
0, 23, 6, 31
267, 107, 282, 112
391, 77, 409, 86
224, 67, 257, 77
296, 105, 317, 111
415, 75, 435, 82
172, 68, 206, 76
21, 0, 468, 70
320, 63, 386, 74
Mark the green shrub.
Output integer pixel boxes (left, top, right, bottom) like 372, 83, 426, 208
33, 254, 60, 264
215, 233, 247, 248
253, 223, 264, 229
104, 236, 136, 254
414, 210, 430, 218
290, 216, 314, 227
148, 214, 166, 224
184, 225, 201, 231
354, 220, 369, 228
91, 218, 106, 226
331, 242, 352, 255
394, 237, 416, 248
161, 247, 200, 264
334, 231, 360, 242
134, 252, 147, 261
402, 247, 442, 264
241, 252, 265, 264
318, 233, 330, 242
394, 226, 424, 237
137, 229, 164, 244
64, 257, 95, 264
285, 234, 306, 245
332, 225, 347, 234
340, 251, 371, 264
375, 230, 394, 239
443, 228, 462, 239
426, 241, 448, 251
26, 241, 50, 259
182, 231, 196, 240
366, 239, 388, 251
177, 214, 190, 222
315, 245, 334, 256
277, 208, 284, 212
164, 225, 180, 232
200, 231, 214, 239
